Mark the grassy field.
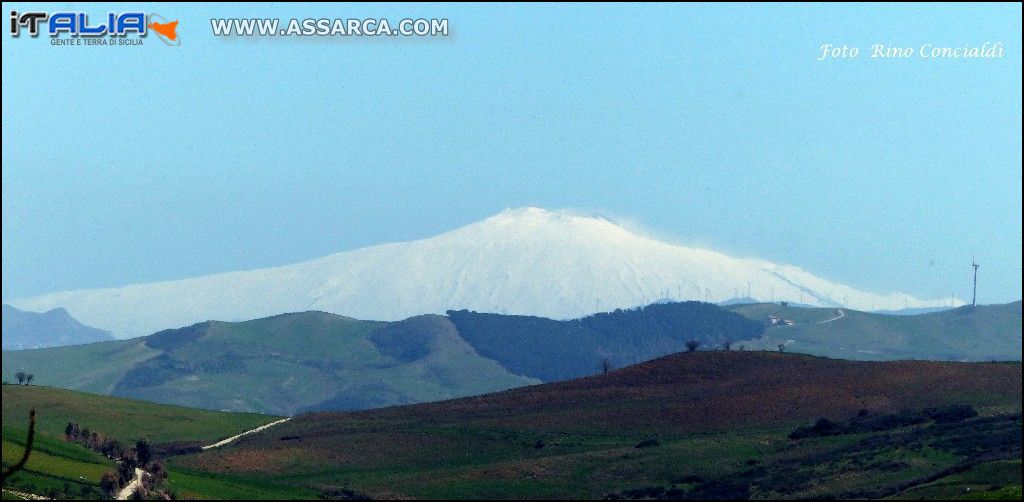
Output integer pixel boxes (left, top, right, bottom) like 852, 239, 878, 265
2, 384, 276, 443
2, 428, 111, 499
163, 466, 317, 500
2, 385, 297, 499
892, 459, 1022, 499
1, 430, 313, 501
171, 411, 1023, 500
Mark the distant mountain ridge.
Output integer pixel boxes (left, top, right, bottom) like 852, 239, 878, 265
871, 306, 952, 316
9, 207, 961, 338
1, 304, 114, 350
2, 301, 760, 414
6, 300, 1017, 415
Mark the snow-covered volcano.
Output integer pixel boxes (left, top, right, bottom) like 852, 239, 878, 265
9, 207, 960, 338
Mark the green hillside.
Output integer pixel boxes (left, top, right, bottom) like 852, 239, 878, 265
5, 302, 1019, 417
3, 303, 766, 415
3, 426, 113, 500
2, 385, 274, 444
0, 338, 159, 395
725, 301, 1022, 360
3, 312, 539, 415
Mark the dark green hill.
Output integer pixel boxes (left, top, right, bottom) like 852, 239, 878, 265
447, 301, 765, 381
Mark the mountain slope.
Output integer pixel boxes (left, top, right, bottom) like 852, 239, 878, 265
726, 301, 1022, 360
8, 207, 957, 339
2, 303, 765, 415
448, 301, 764, 381
2, 304, 114, 350
2, 311, 539, 415
144, 312, 536, 415
306, 351, 1022, 433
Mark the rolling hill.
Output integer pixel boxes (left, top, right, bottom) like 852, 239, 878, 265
8, 207, 957, 339
3, 302, 763, 415
2, 305, 114, 350
3, 312, 536, 415
447, 301, 764, 381
2, 385, 306, 500
2, 385, 274, 445
725, 301, 1022, 360
178, 351, 1022, 499
3, 353, 1019, 500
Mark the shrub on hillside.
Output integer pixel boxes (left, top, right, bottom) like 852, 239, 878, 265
789, 405, 979, 439
319, 487, 372, 500
635, 437, 660, 448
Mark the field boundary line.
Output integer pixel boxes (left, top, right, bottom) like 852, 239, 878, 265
201, 418, 291, 450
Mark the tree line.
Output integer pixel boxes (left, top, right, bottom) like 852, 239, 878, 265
63, 423, 170, 498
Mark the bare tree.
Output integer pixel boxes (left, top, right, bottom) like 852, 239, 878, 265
685, 340, 701, 352
99, 471, 119, 498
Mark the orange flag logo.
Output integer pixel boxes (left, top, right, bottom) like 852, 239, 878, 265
148, 20, 178, 41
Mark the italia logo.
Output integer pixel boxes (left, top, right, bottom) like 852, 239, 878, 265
9, 10, 180, 45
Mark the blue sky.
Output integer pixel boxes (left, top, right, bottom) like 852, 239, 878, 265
2, 3, 1021, 304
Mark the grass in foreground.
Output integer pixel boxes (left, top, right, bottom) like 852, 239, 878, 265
2, 384, 276, 444
2, 384, 286, 499
2, 429, 109, 499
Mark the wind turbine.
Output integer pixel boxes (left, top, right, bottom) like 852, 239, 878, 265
971, 258, 980, 306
